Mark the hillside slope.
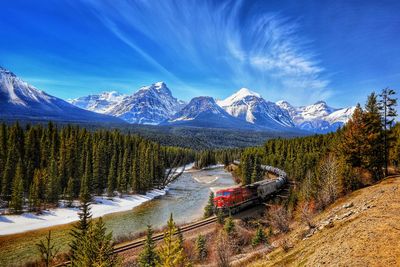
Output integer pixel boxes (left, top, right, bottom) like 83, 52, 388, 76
251, 176, 400, 267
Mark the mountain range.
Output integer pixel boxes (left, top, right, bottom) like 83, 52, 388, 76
0, 67, 123, 124
0, 66, 354, 133
69, 83, 354, 133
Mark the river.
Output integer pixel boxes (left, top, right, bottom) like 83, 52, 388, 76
0, 166, 237, 266
103, 166, 236, 238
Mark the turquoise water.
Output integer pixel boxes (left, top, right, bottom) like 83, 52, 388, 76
102, 167, 236, 238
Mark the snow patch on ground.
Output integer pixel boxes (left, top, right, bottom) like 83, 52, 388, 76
0, 189, 168, 235
0, 163, 196, 236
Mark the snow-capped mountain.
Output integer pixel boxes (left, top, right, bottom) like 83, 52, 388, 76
107, 82, 185, 124
276, 100, 355, 133
69, 82, 185, 125
0, 67, 124, 123
68, 91, 127, 114
164, 96, 256, 129
217, 88, 295, 130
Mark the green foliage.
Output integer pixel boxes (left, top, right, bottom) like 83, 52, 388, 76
195, 234, 207, 261
36, 231, 59, 267
156, 214, 189, 267
203, 192, 215, 218
224, 216, 235, 235
252, 226, 267, 247
138, 225, 159, 267
389, 123, 400, 169
65, 176, 74, 207
10, 161, 24, 213
69, 197, 92, 265
194, 150, 216, 169
216, 209, 225, 225
379, 88, 397, 175
46, 159, 59, 204
0, 123, 194, 212
240, 149, 266, 185
82, 217, 120, 267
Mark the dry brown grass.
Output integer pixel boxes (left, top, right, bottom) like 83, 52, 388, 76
250, 176, 400, 267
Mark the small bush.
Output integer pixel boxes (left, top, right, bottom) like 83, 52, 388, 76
252, 226, 268, 247
215, 232, 231, 267
224, 216, 235, 235
196, 234, 208, 261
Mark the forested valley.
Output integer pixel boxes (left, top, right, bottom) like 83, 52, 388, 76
0, 123, 195, 214
237, 90, 399, 211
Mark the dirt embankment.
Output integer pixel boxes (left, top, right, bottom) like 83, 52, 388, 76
250, 176, 400, 267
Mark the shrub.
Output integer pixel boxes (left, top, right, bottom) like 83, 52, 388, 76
267, 205, 290, 233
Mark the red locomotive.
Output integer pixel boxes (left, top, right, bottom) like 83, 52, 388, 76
213, 164, 288, 214
214, 186, 258, 214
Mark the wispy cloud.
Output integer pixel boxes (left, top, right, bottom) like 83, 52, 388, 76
81, 0, 330, 104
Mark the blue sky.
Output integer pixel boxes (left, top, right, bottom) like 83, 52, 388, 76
0, 0, 399, 107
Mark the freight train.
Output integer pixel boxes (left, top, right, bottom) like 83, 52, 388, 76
214, 163, 287, 214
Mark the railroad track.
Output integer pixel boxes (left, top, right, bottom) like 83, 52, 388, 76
54, 216, 217, 266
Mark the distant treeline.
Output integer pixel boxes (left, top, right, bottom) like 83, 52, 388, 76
0, 123, 195, 213
194, 149, 242, 169
238, 89, 399, 209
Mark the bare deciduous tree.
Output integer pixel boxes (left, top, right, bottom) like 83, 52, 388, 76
300, 201, 315, 229
267, 205, 290, 233
318, 154, 340, 209
215, 232, 231, 267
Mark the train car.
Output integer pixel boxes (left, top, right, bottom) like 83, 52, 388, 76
214, 163, 288, 213
214, 186, 257, 214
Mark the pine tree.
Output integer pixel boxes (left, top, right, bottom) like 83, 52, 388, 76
203, 192, 215, 218
36, 231, 59, 267
252, 226, 267, 247
82, 217, 120, 267
10, 161, 24, 214
0, 124, 6, 182
250, 156, 261, 184
216, 209, 224, 225
240, 153, 252, 185
29, 171, 41, 212
156, 214, 189, 267
379, 88, 398, 176
65, 176, 74, 207
1, 147, 16, 201
224, 216, 235, 235
69, 197, 92, 265
340, 104, 366, 168
80, 156, 92, 204
119, 149, 129, 194
46, 159, 59, 205
195, 234, 207, 261
363, 93, 385, 180
107, 153, 117, 197
138, 225, 159, 267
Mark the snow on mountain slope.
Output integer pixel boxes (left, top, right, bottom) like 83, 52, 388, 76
68, 91, 127, 114
276, 100, 355, 133
165, 96, 256, 129
217, 88, 295, 130
0, 66, 124, 123
107, 82, 185, 124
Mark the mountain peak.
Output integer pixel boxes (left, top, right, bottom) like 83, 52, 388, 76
0, 66, 17, 77
218, 87, 261, 107
313, 100, 327, 106
235, 87, 260, 98
154, 81, 166, 88
139, 81, 171, 96
276, 100, 292, 106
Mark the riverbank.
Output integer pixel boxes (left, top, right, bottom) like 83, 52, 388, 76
0, 162, 195, 236
0, 165, 235, 266
0, 189, 167, 236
